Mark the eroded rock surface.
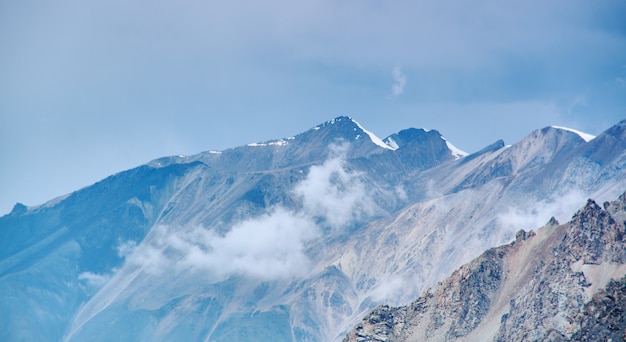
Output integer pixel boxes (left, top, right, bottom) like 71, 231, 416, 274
345, 192, 626, 341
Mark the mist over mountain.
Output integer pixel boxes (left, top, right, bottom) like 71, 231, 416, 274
1, 116, 625, 341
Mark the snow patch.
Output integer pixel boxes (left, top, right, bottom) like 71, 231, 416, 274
40, 193, 71, 209
208, 150, 222, 154
350, 118, 397, 150
384, 137, 400, 150
441, 137, 468, 159
247, 139, 289, 147
551, 126, 595, 142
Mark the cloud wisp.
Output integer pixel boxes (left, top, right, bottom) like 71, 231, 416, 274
497, 189, 588, 233
391, 66, 407, 97
295, 146, 376, 231
122, 146, 374, 283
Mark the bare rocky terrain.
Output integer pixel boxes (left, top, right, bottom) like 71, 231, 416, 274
345, 192, 626, 341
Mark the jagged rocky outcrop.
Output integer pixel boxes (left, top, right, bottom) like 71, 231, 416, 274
571, 275, 626, 341
345, 192, 626, 341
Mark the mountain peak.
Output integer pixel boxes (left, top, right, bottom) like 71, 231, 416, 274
383, 128, 438, 149
550, 126, 595, 142
510, 125, 590, 156
9, 202, 28, 216
384, 128, 467, 160
311, 116, 395, 150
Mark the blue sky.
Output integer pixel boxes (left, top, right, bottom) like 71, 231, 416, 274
1, 0, 625, 214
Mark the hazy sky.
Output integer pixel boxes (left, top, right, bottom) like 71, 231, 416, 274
1, 0, 625, 215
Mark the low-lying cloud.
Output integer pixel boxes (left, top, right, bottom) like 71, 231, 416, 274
295, 148, 375, 231
122, 146, 375, 283
127, 208, 318, 281
498, 189, 588, 233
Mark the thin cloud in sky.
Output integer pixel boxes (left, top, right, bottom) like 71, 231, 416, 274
391, 66, 407, 97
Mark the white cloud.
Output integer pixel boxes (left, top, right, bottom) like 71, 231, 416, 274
294, 144, 375, 231
395, 184, 408, 201
77, 240, 137, 289
391, 66, 407, 97
498, 189, 588, 233
210, 208, 319, 279
370, 276, 405, 302
78, 272, 112, 289
121, 147, 375, 282
127, 208, 318, 281
116, 240, 138, 258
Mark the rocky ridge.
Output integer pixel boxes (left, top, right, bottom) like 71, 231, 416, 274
344, 191, 626, 341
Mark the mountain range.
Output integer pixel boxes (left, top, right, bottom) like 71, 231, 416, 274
1, 116, 625, 341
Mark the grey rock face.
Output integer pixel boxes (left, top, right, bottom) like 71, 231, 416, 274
571, 276, 626, 341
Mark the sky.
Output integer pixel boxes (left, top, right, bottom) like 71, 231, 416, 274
1, 0, 625, 215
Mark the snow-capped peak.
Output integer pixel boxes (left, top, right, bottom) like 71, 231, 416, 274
551, 126, 595, 142
350, 118, 397, 150
441, 136, 468, 160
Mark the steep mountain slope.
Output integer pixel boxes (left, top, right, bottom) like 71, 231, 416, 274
1, 117, 625, 341
0, 162, 203, 341
345, 191, 626, 341
328, 123, 626, 320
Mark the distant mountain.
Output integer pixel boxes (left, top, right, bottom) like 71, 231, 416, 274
344, 191, 626, 341
1, 116, 625, 341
